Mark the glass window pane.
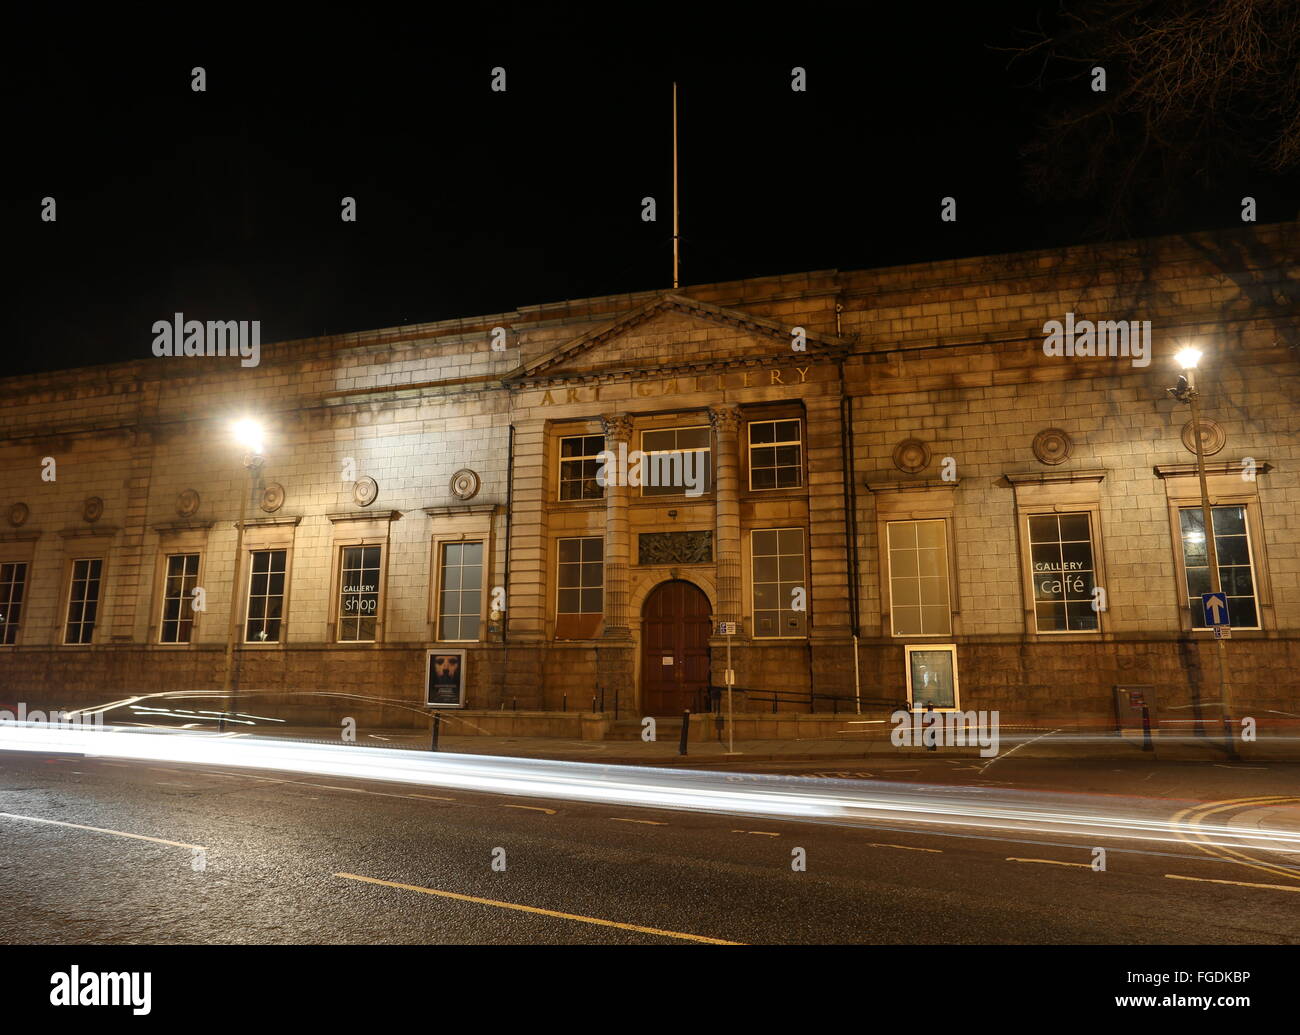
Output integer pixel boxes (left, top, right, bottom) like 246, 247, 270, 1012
1212, 507, 1245, 536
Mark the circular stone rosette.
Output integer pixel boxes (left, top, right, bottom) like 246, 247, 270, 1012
1032, 428, 1073, 466
353, 476, 379, 507
176, 489, 201, 518
260, 482, 286, 513
1181, 419, 1225, 457
7, 502, 29, 528
892, 439, 931, 475
82, 496, 104, 522
450, 468, 481, 501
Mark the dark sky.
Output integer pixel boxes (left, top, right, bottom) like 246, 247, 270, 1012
5, 3, 1295, 376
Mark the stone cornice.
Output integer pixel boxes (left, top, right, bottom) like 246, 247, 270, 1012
327, 510, 403, 523
1002, 469, 1107, 486
422, 504, 502, 519
864, 478, 961, 493
1154, 461, 1272, 479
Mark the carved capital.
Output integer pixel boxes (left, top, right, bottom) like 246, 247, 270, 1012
708, 405, 742, 435
600, 413, 633, 444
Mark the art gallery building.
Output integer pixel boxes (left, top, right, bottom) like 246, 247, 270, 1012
0, 220, 1296, 733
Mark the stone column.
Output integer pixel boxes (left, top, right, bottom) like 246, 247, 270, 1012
708, 406, 743, 626
597, 413, 634, 714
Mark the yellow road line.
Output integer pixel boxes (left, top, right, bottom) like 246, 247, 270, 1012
334, 872, 741, 944
868, 842, 942, 854
731, 829, 780, 837
1171, 797, 1300, 883
1007, 857, 1091, 869
1165, 873, 1300, 893
502, 805, 556, 815
410, 793, 456, 802
611, 818, 667, 826
0, 811, 207, 851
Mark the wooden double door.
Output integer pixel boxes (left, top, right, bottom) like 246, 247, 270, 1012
640, 580, 712, 715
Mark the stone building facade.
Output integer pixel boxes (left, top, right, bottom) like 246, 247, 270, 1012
0, 220, 1296, 730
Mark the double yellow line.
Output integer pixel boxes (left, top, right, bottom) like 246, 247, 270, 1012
1170, 796, 1300, 884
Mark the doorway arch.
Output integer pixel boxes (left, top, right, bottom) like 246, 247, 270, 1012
640, 579, 712, 715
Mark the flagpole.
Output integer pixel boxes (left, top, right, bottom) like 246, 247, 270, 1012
672, 82, 679, 290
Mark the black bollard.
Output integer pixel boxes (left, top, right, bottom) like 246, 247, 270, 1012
430, 711, 442, 752
678, 710, 691, 755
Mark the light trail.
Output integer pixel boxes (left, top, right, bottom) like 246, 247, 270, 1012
1, 721, 1298, 865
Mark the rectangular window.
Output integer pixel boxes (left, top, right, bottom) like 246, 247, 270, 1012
160, 553, 200, 643
888, 520, 951, 636
338, 545, 382, 642
65, 558, 103, 645
0, 562, 28, 645
905, 644, 960, 710
558, 434, 606, 501
245, 549, 287, 643
1180, 505, 1259, 628
751, 528, 806, 638
640, 425, 711, 497
1027, 513, 1098, 632
748, 419, 803, 490
438, 541, 483, 641
556, 537, 603, 639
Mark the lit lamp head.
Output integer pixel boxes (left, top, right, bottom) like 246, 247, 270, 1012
232, 419, 265, 467
1166, 347, 1202, 402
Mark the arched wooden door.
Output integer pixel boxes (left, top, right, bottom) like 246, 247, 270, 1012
640, 580, 712, 715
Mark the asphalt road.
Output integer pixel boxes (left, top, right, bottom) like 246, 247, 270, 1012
2, 748, 1298, 945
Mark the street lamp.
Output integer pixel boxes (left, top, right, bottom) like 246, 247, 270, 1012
1167, 347, 1235, 756
220, 419, 266, 732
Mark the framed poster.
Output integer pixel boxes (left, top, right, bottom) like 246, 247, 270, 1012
425, 648, 467, 708
904, 643, 959, 710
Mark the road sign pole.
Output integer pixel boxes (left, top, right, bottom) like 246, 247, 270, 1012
726, 626, 734, 754
1188, 377, 1235, 757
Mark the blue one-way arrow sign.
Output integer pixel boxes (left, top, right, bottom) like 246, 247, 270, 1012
1201, 592, 1230, 627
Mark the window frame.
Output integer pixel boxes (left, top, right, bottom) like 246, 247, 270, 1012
746, 417, 804, 492
243, 547, 289, 645
554, 535, 604, 640
1157, 469, 1273, 634
435, 538, 486, 643
556, 433, 607, 502
335, 542, 385, 644
885, 518, 953, 638
748, 527, 808, 640
1176, 503, 1263, 631
1019, 508, 1106, 636
63, 556, 105, 646
158, 552, 203, 645
637, 423, 713, 499
0, 559, 31, 647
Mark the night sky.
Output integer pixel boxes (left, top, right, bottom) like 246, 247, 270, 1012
6, 3, 1296, 377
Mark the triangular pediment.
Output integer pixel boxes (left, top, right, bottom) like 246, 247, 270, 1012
509, 293, 849, 385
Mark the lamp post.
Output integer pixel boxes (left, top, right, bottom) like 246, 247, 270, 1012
220, 420, 265, 733
1170, 349, 1235, 757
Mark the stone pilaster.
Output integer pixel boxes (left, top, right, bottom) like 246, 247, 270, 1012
597, 413, 635, 714
708, 405, 743, 626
